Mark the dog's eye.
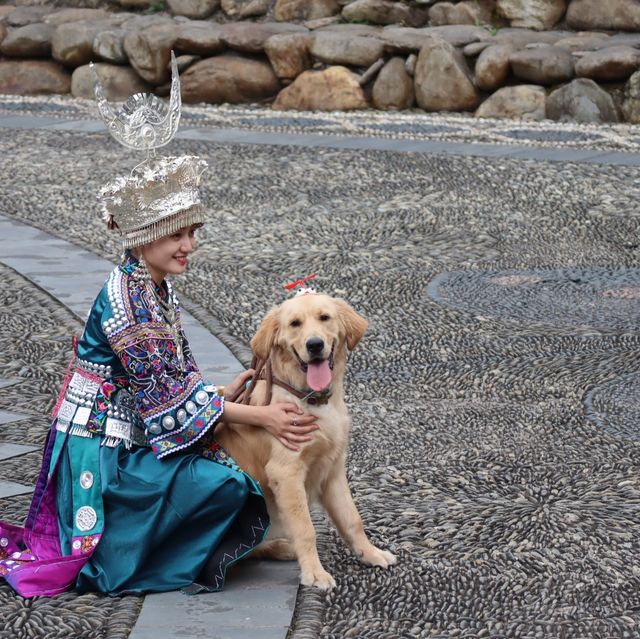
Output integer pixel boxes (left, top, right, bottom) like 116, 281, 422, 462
290, 319, 301, 328
319, 314, 331, 322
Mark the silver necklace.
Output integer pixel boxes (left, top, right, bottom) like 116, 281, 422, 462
147, 280, 185, 367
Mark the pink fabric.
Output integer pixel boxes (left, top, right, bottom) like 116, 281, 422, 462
0, 428, 97, 598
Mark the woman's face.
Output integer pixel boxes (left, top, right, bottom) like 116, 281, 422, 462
140, 224, 199, 284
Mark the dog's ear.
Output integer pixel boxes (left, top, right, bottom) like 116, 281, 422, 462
334, 299, 368, 351
251, 306, 281, 360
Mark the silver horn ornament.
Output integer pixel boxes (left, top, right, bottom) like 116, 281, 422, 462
90, 51, 181, 155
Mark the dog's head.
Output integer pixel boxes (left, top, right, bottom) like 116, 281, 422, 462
251, 294, 368, 392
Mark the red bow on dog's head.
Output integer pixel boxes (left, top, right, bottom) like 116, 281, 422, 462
284, 274, 318, 296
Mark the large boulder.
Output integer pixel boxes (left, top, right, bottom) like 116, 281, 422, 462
546, 78, 619, 123
310, 32, 384, 67
220, 22, 307, 54
622, 69, 640, 123
608, 33, 640, 48
221, 0, 270, 18
496, 0, 566, 30
174, 21, 225, 55
566, 0, 640, 31
315, 23, 382, 37
510, 46, 574, 85
274, 0, 340, 22
120, 15, 175, 30
273, 66, 367, 110
575, 46, 640, 82
0, 60, 71, 94
181, 54, 280, 104
379, 29, 432, 54
494, 27, 568, 47
167, 0, 219, 19
425, 24, 491, 47
463, 41, 492, 56
554, 32, 611, 51
475, 84, 546, 119
264, 32, 313, 81
342, 0, 428, 27
52, 20, 108, 67
0, 23, 6, 47
474, 43, 515, 91
429, 0, 496, 26
124, 24, 178, 85
6, 7, 49, 27
43, 8, 110, 26
93, 29, 128, 64
0, 23, 54, 58
414, 38, 479, 111
0, 7, 16, 21
372, 56, 414, 109
71, 63, 151, 100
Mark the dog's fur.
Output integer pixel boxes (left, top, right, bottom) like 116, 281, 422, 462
215, 293, 396, 589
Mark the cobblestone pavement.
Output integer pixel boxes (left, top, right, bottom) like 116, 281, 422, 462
1, 104, 640, 639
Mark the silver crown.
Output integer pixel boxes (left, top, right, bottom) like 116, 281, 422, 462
92, 52, 207, 248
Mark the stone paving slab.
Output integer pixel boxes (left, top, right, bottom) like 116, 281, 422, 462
0, 409, 27, 425
3, 114, 640, 167
0, 479, 33, 498
41, 119, 105, 133
0, 443, 38, 461
0, 115, 61, 129
130, 561, 298, 639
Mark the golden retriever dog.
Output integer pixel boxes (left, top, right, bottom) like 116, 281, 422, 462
215, 292, 396, 589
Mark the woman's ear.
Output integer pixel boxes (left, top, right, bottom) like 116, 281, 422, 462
334, 299, 368, 351
251, 306, 281, 360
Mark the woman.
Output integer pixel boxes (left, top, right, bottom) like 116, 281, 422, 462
0, 152, 317, 598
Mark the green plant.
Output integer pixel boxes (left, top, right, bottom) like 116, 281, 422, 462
475, 18, 500, 36
145, 0, 166, 14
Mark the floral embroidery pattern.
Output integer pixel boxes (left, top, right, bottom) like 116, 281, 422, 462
201, 438, 241, 472
103, 252, 223, 458
88, 377, 128, 433
152, 395, 223, 459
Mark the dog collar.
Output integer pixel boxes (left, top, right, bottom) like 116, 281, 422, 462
228, 356, 334, 407
298, 386, 333, 406
271, 377, 333, 406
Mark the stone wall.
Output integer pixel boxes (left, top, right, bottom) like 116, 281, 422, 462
2, 0, 640, 123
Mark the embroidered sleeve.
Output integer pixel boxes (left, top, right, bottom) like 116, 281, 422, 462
102, 270, 223, 459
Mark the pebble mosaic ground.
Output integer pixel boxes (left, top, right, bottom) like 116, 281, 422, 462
3, 95, 640, 153
1, 104, 640, 638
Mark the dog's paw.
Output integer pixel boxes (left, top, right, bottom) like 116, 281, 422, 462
301, 568, 336, 591
362, 547, 397, 569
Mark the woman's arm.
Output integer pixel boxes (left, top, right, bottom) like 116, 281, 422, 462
222, 401, 318, 452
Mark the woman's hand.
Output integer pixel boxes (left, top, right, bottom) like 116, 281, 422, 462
224, 369, 255, 401
262, 403, 319, 452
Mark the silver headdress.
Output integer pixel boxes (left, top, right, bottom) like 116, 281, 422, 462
92, 52, 207, 248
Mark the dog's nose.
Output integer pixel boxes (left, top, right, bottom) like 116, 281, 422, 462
306, 337, 325, 357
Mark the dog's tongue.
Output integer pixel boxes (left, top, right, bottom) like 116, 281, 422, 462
307, 360, 332, 391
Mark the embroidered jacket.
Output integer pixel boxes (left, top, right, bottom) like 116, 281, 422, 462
73, 252, 224, 459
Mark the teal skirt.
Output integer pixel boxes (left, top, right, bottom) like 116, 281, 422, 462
56, 442, 269, 595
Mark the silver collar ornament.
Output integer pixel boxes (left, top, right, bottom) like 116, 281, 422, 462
92, 52, 207, 248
